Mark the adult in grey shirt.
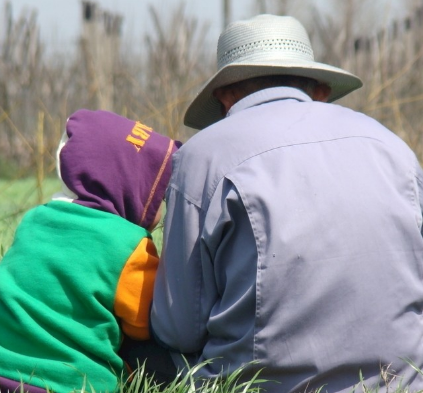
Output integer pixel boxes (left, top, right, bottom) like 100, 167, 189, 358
150, 14, 423, 393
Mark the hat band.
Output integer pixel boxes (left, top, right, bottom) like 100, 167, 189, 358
218, 38, 314, 69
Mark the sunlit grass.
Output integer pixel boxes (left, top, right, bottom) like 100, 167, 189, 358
0, 177, 60, 256
0, 360, 267, 393
3, 360, 423, 393
0, 178, 165, 258
121, 360, 267, 393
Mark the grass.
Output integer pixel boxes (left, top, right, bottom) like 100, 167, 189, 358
0, 360, 267, 393
3, 360, 423, 393
0, 177, 164, 258
0, 177, 61, 256
120, 360, 267, 393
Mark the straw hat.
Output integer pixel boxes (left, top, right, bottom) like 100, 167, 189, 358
184, 14, 363, 130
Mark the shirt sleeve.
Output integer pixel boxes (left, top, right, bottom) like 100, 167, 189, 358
150, 178, 257, 354
114, 237, 159, 340
150, 184, 206, 353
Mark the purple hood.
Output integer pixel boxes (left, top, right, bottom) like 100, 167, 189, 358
58, 109, 180, 229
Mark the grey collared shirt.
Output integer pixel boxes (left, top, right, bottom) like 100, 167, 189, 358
151, 87, 423, 393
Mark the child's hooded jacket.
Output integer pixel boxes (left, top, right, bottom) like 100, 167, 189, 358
0, 109, 180, 393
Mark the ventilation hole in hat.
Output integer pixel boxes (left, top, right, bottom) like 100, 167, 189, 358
219, 38, 314, 67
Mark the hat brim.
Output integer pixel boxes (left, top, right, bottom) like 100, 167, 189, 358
184, 61, 363, 130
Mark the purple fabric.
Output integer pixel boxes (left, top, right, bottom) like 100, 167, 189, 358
0, 376, 47, 393
60, 109, 180, 229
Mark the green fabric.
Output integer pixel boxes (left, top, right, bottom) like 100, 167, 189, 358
0, 201, 149, 393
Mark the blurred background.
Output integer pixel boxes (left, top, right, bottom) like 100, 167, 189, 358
1, 0, 423, 253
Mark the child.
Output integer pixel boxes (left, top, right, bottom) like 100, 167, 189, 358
0, 109, 180, 393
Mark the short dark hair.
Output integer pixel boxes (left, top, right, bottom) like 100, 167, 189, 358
226, 75, 320, 97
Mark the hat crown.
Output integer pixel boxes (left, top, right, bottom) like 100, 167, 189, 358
183, 14, 362, 130
217, 15, 315, 69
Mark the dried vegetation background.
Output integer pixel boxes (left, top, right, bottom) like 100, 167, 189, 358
1, 0, 423, 178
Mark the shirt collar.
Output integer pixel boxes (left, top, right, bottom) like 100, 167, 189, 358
227, 86, 312, 118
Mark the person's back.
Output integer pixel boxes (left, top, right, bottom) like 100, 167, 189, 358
153, 87, 423, 392
150, 14, 423, 393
